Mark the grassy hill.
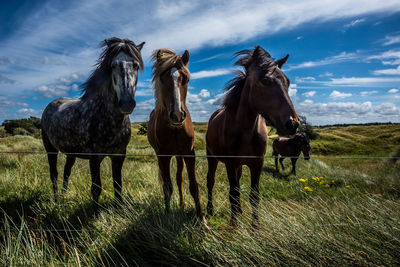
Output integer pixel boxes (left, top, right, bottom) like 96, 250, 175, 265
0, 123, 399, 266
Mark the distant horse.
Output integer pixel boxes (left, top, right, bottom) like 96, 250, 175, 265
272, 133, 310, 176
206, 46, 299, 226
41, 37, 145, 202
147, 49, 202, 217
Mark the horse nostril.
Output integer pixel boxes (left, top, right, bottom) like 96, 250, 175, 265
169, 111, 176, 121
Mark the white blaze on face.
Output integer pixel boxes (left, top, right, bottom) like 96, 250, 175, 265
170, 67, 181, 113
112, 52, 137, 101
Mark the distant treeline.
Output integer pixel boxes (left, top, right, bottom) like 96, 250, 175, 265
0, 117, 41, 138
315, 122, 400, 128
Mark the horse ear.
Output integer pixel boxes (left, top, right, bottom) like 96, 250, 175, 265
181, 50, 190, 66
136, 42, 145, 51
157, 50, 162, 60
276, 54, 289, 68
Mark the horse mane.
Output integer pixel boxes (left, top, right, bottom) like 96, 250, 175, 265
81, 37, 144, 99
222, 46, 276, 112
151, 48, 189, 110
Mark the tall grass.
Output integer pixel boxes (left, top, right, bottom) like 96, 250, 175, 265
0, 124, 399, 266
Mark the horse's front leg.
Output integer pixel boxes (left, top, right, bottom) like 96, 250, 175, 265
291, 157, 297, 176
206, 150, 218, 216
279, 157, 285, 170
176, 156, 185, 209
158, 155, 172, 212
111, 154, 125, 203
183, 152, 202, 217
226, 162, 241, 226
249, 160, 263, 227
89, 156, 104, 202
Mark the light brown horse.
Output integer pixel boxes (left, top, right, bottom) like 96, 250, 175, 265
147, 49, 202, 217
206, 46, 299, 226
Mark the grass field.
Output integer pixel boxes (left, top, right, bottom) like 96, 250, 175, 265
0, 123, 400, 266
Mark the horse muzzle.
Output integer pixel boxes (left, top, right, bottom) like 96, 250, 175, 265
119, 99, 136, 115
169, 110, 186, 126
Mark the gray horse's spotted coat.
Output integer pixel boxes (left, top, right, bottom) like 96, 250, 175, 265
41, 37, 145, 202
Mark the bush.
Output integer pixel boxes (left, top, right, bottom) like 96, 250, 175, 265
137, 122, 148, 135
2, 117, 41, 137
13, 127, 29, 136
298, 115, 319, 140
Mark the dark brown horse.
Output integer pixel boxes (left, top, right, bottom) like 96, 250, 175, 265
147, 49, 202, 217
206, 46, 299, 226
272, 133, 310, 176
42, 38, 144, 202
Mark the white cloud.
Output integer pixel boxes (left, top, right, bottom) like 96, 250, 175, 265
16, 108, 42, 117
198, 89, 210, 98
191, 68, 232, 79
344, 18, 365, 28
382, 34, 400, 46
330, 90, 352, 99
289, 51, 359, 70
302, 99, 314, 104
388, 88, 399, 93
360, 90, 378, 96
302, 91, 316, 97
373, 66, 400, 75
319, 72, 334, 77
289, 84, 297, 97
368, 50, 400, 65
297, 100, 400, 124
295, 76, 316, 83
327, 77, 400, 87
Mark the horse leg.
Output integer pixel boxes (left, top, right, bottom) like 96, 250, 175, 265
184, 153, 202, 217
42, 131, 59, 201
206, 153, 218, 216
250, 160, 263, 227
291, 158, 297, 176
89, 156, 103, 202
47, 152, 59, 202
176, 156, 185, 209
111, 154, 125, 203
226, 163, 241, 226
158, 156, 172, 213
62, 156, 76, 195
279, 157, 285, 170
274, 154, 279, 172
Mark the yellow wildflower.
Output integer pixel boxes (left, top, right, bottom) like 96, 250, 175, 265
345, 185, 351, 188
324, 184, 330, 188
312, 177, 319, 182
299, 178, 307, 183
304, 186, 313, 192
331, 180, 335, 183
319, 181, 325, 185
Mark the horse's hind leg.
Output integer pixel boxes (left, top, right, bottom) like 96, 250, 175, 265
111, 154, 125, 203
206, 152, 218, 216
176, 156, 185, 209
62, 156, 76, 195
279, 157, 285, 170
249, 160, 263, 227
89, 156, 103, 202
158, 156, 173, 212
42, 131, 59, 201
184, 152, 202, 217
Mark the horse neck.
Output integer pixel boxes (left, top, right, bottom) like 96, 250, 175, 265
234, 83, 259, 133
83, 85, 125, 121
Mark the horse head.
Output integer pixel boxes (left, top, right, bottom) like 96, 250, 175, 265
152, 49, 190, 126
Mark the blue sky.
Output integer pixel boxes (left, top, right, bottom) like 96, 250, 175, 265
1, 0, 400, 125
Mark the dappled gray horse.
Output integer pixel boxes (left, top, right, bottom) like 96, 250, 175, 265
41, 37, 145, 202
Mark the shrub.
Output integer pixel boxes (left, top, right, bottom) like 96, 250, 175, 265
298, 115, 319, 140
2, 117, 41, 137
137, 122, 148, 135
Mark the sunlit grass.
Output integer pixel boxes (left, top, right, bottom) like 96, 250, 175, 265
0, 123, 399, 266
